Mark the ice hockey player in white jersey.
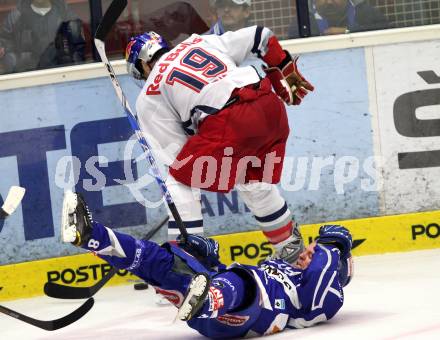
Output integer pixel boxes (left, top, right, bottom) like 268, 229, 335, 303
62, 191, 353, 338
125, 27, 314, 265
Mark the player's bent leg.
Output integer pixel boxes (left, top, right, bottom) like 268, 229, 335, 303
178, 273, 211, 321
165, 175, 203, 239
180, 270, 247, 321
61, 191, 194, 301
186, 267, 261, 339
236, 183, 304, 264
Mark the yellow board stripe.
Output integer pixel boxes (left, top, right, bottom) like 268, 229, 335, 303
0, 252, 139, 301
215, 209, 440, 265
1, 210, 439, 301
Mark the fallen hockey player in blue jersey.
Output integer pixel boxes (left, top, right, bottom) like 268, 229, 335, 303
62, 191, 353, 338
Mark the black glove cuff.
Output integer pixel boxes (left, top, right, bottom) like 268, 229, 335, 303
277, 50, 293, 70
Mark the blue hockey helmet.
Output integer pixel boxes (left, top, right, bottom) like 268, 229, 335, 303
125, 32, 169, 80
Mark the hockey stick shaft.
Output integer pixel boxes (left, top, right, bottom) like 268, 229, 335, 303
94, 0, 188, 241
0, 186, 25, 219
44, 215, 169, 299
94, 0, 127, 41
0, 298, 94, 331
44, 267, 117, 300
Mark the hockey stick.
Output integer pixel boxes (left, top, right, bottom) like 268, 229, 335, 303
44, 267, 117, 300
94, 0, 188, 242
44, 215, 169, 299
0, 187, 93, 330
0, 298, 94, 331
0, 186, 25, 220
0, 186, 25, 292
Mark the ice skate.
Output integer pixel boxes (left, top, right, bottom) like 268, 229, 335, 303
61, 190, 93, 247
177, 273, 211, 321
269, 224, 305, 264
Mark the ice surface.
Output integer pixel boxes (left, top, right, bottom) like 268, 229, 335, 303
1, 249, 440, 340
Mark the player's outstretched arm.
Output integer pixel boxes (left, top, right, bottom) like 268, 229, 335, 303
288, 225, 353, 328
288, 242, 344, 329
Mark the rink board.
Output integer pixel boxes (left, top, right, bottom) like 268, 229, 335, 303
1, 209, 440, 301
2, 38, 440, 266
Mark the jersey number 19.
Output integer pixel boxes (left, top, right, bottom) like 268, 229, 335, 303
166, 48, 227, 93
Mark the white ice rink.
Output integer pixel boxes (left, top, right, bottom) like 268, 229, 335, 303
1, 249, 440, 340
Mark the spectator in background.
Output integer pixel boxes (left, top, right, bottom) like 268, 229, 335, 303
208, 0, 252, 34
288, 0, 389, 38
207, 0, 267, 78
136, 2, 209, 47
0, 0, 85, 74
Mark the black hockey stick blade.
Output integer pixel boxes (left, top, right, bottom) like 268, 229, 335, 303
44, 216, 168, 300
44, 267, 118, 300
0, 298, 94, 331
95, 0, 127, 41
45, 216, 169, 299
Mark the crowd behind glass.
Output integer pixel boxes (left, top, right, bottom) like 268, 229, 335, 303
0, 0, 438, 75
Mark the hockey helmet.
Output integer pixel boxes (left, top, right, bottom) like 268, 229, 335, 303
125, 31, 169, 80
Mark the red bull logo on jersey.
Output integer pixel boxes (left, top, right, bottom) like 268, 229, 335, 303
145, 36, 204, 96
208, 287, 224, 312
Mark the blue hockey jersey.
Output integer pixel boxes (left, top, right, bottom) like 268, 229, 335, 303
85, 222, 344, 339
188, 243, 344, 338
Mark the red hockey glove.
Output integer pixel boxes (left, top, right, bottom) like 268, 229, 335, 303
265, 52, 314, 105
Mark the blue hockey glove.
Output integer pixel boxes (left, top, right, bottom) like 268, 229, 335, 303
177, 234, 221, 268
316, 225, 352, 259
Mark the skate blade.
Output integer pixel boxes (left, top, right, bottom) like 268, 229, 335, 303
61, 191, 78, 243
177, 274, 210, 321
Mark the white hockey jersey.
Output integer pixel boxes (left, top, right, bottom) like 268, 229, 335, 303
135, 26, 275, 166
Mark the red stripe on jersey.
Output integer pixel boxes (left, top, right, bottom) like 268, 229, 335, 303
262, 36, 286, 67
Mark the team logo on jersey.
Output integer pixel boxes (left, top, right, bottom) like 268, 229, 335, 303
217, 314, 250, 327
208, 287, 224, 312
274, 299, 285, 310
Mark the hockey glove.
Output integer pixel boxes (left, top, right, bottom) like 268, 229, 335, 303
264, 52, 314, 105
177, 234, 221, 268
316, 225, 352, 259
